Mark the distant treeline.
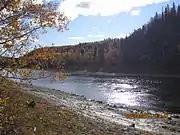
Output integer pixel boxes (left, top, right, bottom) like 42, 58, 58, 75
2, 3, 180, 74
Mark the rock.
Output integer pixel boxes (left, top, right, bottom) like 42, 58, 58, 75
129, 123, 135, 128
97, 100, 103, 104
172, 115, 180, 119
34, 127, 37, 132
107, 107, 114, 110
167, 117, 172, 120
111, 115, 116, 118
87, 99, 95, 102
122, 127, 128, 131
162, 125, 168, 129
71, 93, 77, 96
79, 95, 86, 100
169, 128, 176, 132
26, 100, 36, 108
113, 104, 117, 108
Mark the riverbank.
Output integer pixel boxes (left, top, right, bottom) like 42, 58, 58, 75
67, 71, 180, 78
1, 83, 180, 135
46, 68, 180, 78
0, 84, 153, 135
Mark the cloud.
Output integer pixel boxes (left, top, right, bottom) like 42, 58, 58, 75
32, 0, 53, 4
88, 34, 104, 38
115, 33, 129, 38
131, 9, 141, 16
32, 0, 43, 4
92, 26, 97, 29
68, 36, 85, 40
59, 0, 169, 20
33, 38, 40, 42
76, 1, 91, 8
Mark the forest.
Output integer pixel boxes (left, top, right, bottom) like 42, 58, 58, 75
2, 3, 180, 74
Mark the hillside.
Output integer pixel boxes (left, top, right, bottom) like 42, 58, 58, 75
17, 3, 180, 74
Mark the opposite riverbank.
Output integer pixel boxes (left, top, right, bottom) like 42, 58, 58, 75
67, 71, 180, 78
0, 84, 153, 135
46, 69, 180, 78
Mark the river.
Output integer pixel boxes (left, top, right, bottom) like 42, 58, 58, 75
31, 75, 180, 114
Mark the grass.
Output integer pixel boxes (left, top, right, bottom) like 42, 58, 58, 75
0, 84, 155, 135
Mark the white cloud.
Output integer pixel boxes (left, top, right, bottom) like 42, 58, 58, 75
59, 0, 169, 20
92, 26, 97, 29
68, 36, 85, 40
33, 38, 40, 42
88, 34, 104, 38
131, 10, 141, 16
32, 0, 43, 4
32, 0, 53, 4
115, 33, 129, 38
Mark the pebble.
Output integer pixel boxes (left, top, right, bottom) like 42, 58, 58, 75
71, 93, 77, 96
122, 127, 128, 131
132, 110, 137, 113
167, 117, 172, 120
107, 107, 114, 110
169, 128, 176, 132
97, 100, 103, 104
129, 123, 135, 128
162, 125, 168, 129
113, 104, 117, 108
79, 95, 86, 100
33, 127, 37, 132
26, 100, 36, 108
172, 115, 180, 119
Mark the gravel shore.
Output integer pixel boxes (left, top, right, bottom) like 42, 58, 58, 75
20, 84, 180, 135
0, 84, 155, 135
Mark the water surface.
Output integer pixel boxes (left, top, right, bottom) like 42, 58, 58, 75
31, 75, 180, 113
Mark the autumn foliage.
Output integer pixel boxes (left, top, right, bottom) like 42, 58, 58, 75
0, 0, 68, 82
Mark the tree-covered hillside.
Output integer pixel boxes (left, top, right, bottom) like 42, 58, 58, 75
12, 3, 180, 73
121, 2, 180, 73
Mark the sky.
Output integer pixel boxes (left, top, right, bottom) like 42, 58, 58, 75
36, 0, 180, 46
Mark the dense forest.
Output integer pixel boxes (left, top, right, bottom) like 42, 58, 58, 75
2, 3, 180, 74
121, 2, 180, 74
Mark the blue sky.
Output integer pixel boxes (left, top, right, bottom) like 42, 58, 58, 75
36, 0, 180, 46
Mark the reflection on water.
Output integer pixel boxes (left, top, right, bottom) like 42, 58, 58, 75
31, 76, 180, 113
107, 91, 138, 106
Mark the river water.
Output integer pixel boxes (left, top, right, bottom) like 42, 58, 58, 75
31, 75, 180, 114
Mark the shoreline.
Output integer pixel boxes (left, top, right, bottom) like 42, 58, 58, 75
2, 84, 149, 135
21, 84, 180, 135
67, 71, 180, 78
45, 69, 180, 78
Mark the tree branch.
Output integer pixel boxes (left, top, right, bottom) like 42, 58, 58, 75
0, 27, 41, 45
